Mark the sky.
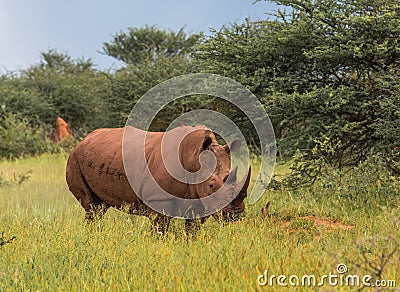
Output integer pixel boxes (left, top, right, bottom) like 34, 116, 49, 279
0, 0, 277, 73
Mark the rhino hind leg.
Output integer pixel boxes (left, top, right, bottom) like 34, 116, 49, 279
72, 183, 109, 221
75, 182, 109, 221
84, 201, 110, 221
67, 158, 110, 222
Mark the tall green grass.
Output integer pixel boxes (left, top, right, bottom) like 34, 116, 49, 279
0, 154, 399, 291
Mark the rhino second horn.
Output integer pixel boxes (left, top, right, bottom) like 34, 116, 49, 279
234, 166, 251, 194
226, 166, 238, 185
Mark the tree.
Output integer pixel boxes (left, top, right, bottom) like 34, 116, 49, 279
102, 26, 204, 129
105, 54, 196, 128
195, 0, 400, 184
36, 49, 93, 74
102, 26, 202, 65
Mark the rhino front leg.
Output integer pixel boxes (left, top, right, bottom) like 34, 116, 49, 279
185, 219, 202, 235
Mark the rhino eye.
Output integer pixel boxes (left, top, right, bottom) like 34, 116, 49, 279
208, 184, 214, 189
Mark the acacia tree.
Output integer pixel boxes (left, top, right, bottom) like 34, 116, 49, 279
265, 0, 400, 183
102, 25, 202, 65
195, 0, 400, 184
102, 26, 204, 128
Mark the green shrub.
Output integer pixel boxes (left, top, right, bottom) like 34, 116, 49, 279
0, 108, 51, 159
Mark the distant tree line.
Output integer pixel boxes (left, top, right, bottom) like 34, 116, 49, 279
1, 0, 399, 186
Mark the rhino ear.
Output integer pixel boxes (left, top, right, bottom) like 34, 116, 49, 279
224, 139, 241, 153
202, 136, 213, 151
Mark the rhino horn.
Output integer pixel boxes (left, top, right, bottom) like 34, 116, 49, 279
234, 166, 251, 195
226, 166, 238, 185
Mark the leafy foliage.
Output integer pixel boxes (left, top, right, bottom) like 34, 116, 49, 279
196, 0, 400, 185
103, 26, 202, 65
102, 26, 205, 128
105, 54, 196, 128
0, 109, 50, 159
0, 49, 110, 133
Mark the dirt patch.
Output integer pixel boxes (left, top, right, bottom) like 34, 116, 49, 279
261, 202, 355, 236
300, 216, 355, 230
277, 216, 355, 240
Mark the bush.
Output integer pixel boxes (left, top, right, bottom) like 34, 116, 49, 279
0, 108, 52, 159
0, 50, 111, 134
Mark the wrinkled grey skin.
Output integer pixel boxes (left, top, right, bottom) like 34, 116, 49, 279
66, 126, 250, 234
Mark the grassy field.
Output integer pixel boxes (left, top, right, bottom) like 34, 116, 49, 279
0, 154, 399, 291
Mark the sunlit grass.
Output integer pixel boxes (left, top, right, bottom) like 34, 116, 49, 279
0, 154, 399, 291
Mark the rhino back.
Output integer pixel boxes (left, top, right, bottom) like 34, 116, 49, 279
66, 126, 211, 211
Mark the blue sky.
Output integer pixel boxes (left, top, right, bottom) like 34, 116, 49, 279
0, 0, 276, 72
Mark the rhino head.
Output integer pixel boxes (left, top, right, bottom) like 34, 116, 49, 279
219, 166, 251, 222
181, 129, 250, 221
202, 138, 251, 222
